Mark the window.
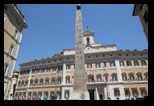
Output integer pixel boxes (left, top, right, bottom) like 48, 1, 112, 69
51, 78, 55, 85
4, 62, 10, 76
141, 60, 147, 66
57, 76, 62, 84
124, 88, 130, 97
44, 91, 48, 100
41, 68, 45, 73
87, 63, 92, 69
40, 78, 44, 85
47, 67, 51, 72
18, 81, 21, 86
57, 91, 61, 100
66, 76, 70, 83
22, 80, 24, 86
140, 88, 147, 97
129, 73, 135, 81
66, 64, 70, 70
104, 62, 107, 67
25, 80, 28, 86
111, 73, 117, 81
88, 74, 94, 82
16, 20, 22, 28
144, 72, 148, 81
95, 62, 100, 68
8, 44, 15, 56
132, 88, 138, 97
119, 61, 124, 66
52, 66, 56, 71
86, 37, 90, 45
96, 74, 102, 81
36, 68, 40, 73
38, 92, 42, 99
32, 69, 35, 73
50, 91, 55, 100
134, 60, 139, 66
143, 10, 148, 25
126, 61, 132, 66
58, 65, 63, 71
137, 72, 143, 81
4, 5, 9, 13
35, 79, 38, 86
28, 92, 31, 100
104, 73, 109, 82
114, 88, 120, 97
110, 61, 115, 67
33, 92, 36, 100
65, 90, 70, 98
45, 78, 49, 85
13, 29, 19, 39
30, 79, 33, 86
122, 73, 127, 81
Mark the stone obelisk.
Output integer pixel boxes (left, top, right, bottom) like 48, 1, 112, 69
70, 4, 89, 100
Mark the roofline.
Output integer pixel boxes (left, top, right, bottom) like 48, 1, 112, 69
10, 4, 28, 28
132, 4, 138, 16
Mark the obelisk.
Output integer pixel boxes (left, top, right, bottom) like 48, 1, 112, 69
70, 4, 89, 100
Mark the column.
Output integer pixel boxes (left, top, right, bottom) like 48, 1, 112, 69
95, 87, 99, 100
115, 58, 123, 82
104, 87, 107, 100
62, 63, 66, 85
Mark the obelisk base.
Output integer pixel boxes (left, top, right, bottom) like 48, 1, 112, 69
69, 91, 90, 100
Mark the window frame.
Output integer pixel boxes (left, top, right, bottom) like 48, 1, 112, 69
8, 43, 15, 56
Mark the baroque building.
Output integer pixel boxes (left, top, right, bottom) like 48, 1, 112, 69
132, 4, 148, 41
15, 30, 148, 100
4, 4, 28, 100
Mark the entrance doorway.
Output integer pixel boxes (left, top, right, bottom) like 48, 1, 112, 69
88, 89, 94, 100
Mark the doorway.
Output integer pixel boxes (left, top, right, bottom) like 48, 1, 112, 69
88, 89, 94, 100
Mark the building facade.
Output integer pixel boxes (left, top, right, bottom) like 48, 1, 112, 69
132, 4, 148, 41
15, 30, 148, 100
4, 4, 28, 100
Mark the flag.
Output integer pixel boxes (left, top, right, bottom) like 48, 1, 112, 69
41, 94, 46, 100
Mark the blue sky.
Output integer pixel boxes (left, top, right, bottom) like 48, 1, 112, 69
15, 4, 148, 70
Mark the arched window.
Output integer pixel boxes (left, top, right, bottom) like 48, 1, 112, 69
144, 72, 148, 81
121, 73, 127, 81
96, 74, 102, 81
40, 78, 44, 85
111, 73, 117, 81
30, 79, 33, 86
45, 78, 49, 85
57, 76, 62, 84
51, 77, 55, 85
25, 80, 28, 86
140, 87, 147, 97
22, 80, 24, 86
141, 60, 147, 66
66, 76, 70, 83
86, 37, 90, 45
103, 73, 109, 82
129, 73, 135, 81
35, 79, 38, 86
134, 60, 139, 66
136, 72, 143, 81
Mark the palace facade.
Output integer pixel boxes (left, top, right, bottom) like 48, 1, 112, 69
15, 30, 148, 100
